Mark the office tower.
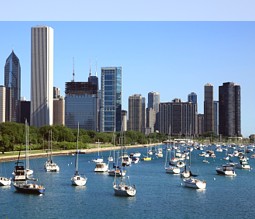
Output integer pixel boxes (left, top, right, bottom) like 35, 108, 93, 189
0, 86, 6, 122
19, 100, 30, 124
197, 114, 204, 136
31, 26, 54, 127
65, 78, 98, 130
148, 92, 160, 113
128, 94, 143, 132
159, 98, 197, 136
121, 110, 127, 132
219, 82, 241, 137
4, 50, 21, 122
147, 91, 160, 133
188, 92, 197, 104
204, 83, 214, 134
100, 67, 122, 132
53, 98, 65, 125
214, 101, 219, 136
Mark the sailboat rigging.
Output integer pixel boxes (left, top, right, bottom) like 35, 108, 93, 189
71, 122, 87, 186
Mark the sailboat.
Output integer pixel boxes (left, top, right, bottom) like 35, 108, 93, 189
71, 123, 87, 186
165, 143, 181, 174
113, 122, 136, 197
13, 126, 45, 195
92, 140, 104, 163
181, 147, 197, 178
44, 130, 60, 172
113, 150, 136, 196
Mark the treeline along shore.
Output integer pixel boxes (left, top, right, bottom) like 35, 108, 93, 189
0, 143, 162, 163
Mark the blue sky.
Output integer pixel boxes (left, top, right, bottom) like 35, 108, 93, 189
0, 22, 254, 137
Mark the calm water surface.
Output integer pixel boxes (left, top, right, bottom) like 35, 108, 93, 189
1, 145, 255, 219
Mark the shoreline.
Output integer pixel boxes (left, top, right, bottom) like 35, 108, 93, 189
0, 143, 163, 163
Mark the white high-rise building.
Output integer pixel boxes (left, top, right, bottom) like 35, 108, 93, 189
0, 86, 6, 122
31, 26, 54, 127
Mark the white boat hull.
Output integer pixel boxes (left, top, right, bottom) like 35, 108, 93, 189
183, 178, 206, 189
113, 184, 136, 197
71, 175, 87, 186
0, 177, 11, 186
45, 160, 60, 172
165, 166, 180, 174
94, 163, 108, 172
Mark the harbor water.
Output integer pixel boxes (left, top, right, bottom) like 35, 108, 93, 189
1, 145, 255, 219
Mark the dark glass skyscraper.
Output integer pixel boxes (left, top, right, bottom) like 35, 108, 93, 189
100, 67, 122, 132
204, 83, 214, 134
219, 82, 241, 137
65, 78, 98, 130
4, 50, 21, 122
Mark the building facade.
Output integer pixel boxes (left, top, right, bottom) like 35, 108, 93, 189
219, 82, 241, 137
0, 86, 6, 122
31, 26, 54, 127
159, 98, 197, 136
100, 67, 122, 132
128, 94, 144, 132
204, 83, 214, 134
65, 80, 98, 130
19, 100, 31, 124
4, 50, 21, 122
147, 91, 160, 133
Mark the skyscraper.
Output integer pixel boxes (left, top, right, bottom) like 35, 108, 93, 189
100, 67, 122, 132
204, 83, 214, 134
65, 79, 98, 130
31, 26, 54, 127
219, 82, 241, 137
0, 86, 6, 122
159, 98, 197, 136
128, 94, 143, 132
147, 91, 160, 133
4, 50, 21, 122
188, 92, 197, 104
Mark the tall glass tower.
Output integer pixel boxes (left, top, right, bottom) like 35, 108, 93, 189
4, 50, 21, 122
100, 67, 122, 132
31, 26, 54, 127
219, 82, 241, 137
204, 83, 214, 134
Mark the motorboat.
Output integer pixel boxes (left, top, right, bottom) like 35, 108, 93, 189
182, 177, 206, 189
0, 177, 11, 186
216, 164, 236, 176
94, 162, 109, 172
45, 160, 60, 172
236, 157, 251, 170
108, 167, 126, 177
13, 181, 45, 195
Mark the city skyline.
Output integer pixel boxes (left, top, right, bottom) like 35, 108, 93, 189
0, 22, 254, 136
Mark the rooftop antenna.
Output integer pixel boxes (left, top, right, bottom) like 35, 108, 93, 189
72, 57, 75, 82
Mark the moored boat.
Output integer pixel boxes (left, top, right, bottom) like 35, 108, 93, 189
182, 177, 206, 189
216, 164, 236, 176
0, 177, 11, 186
13, 181, 45, 195
71, 123, 87, 186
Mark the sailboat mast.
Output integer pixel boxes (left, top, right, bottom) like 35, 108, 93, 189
25, 119, 29, 170
75, 122, 80, 172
